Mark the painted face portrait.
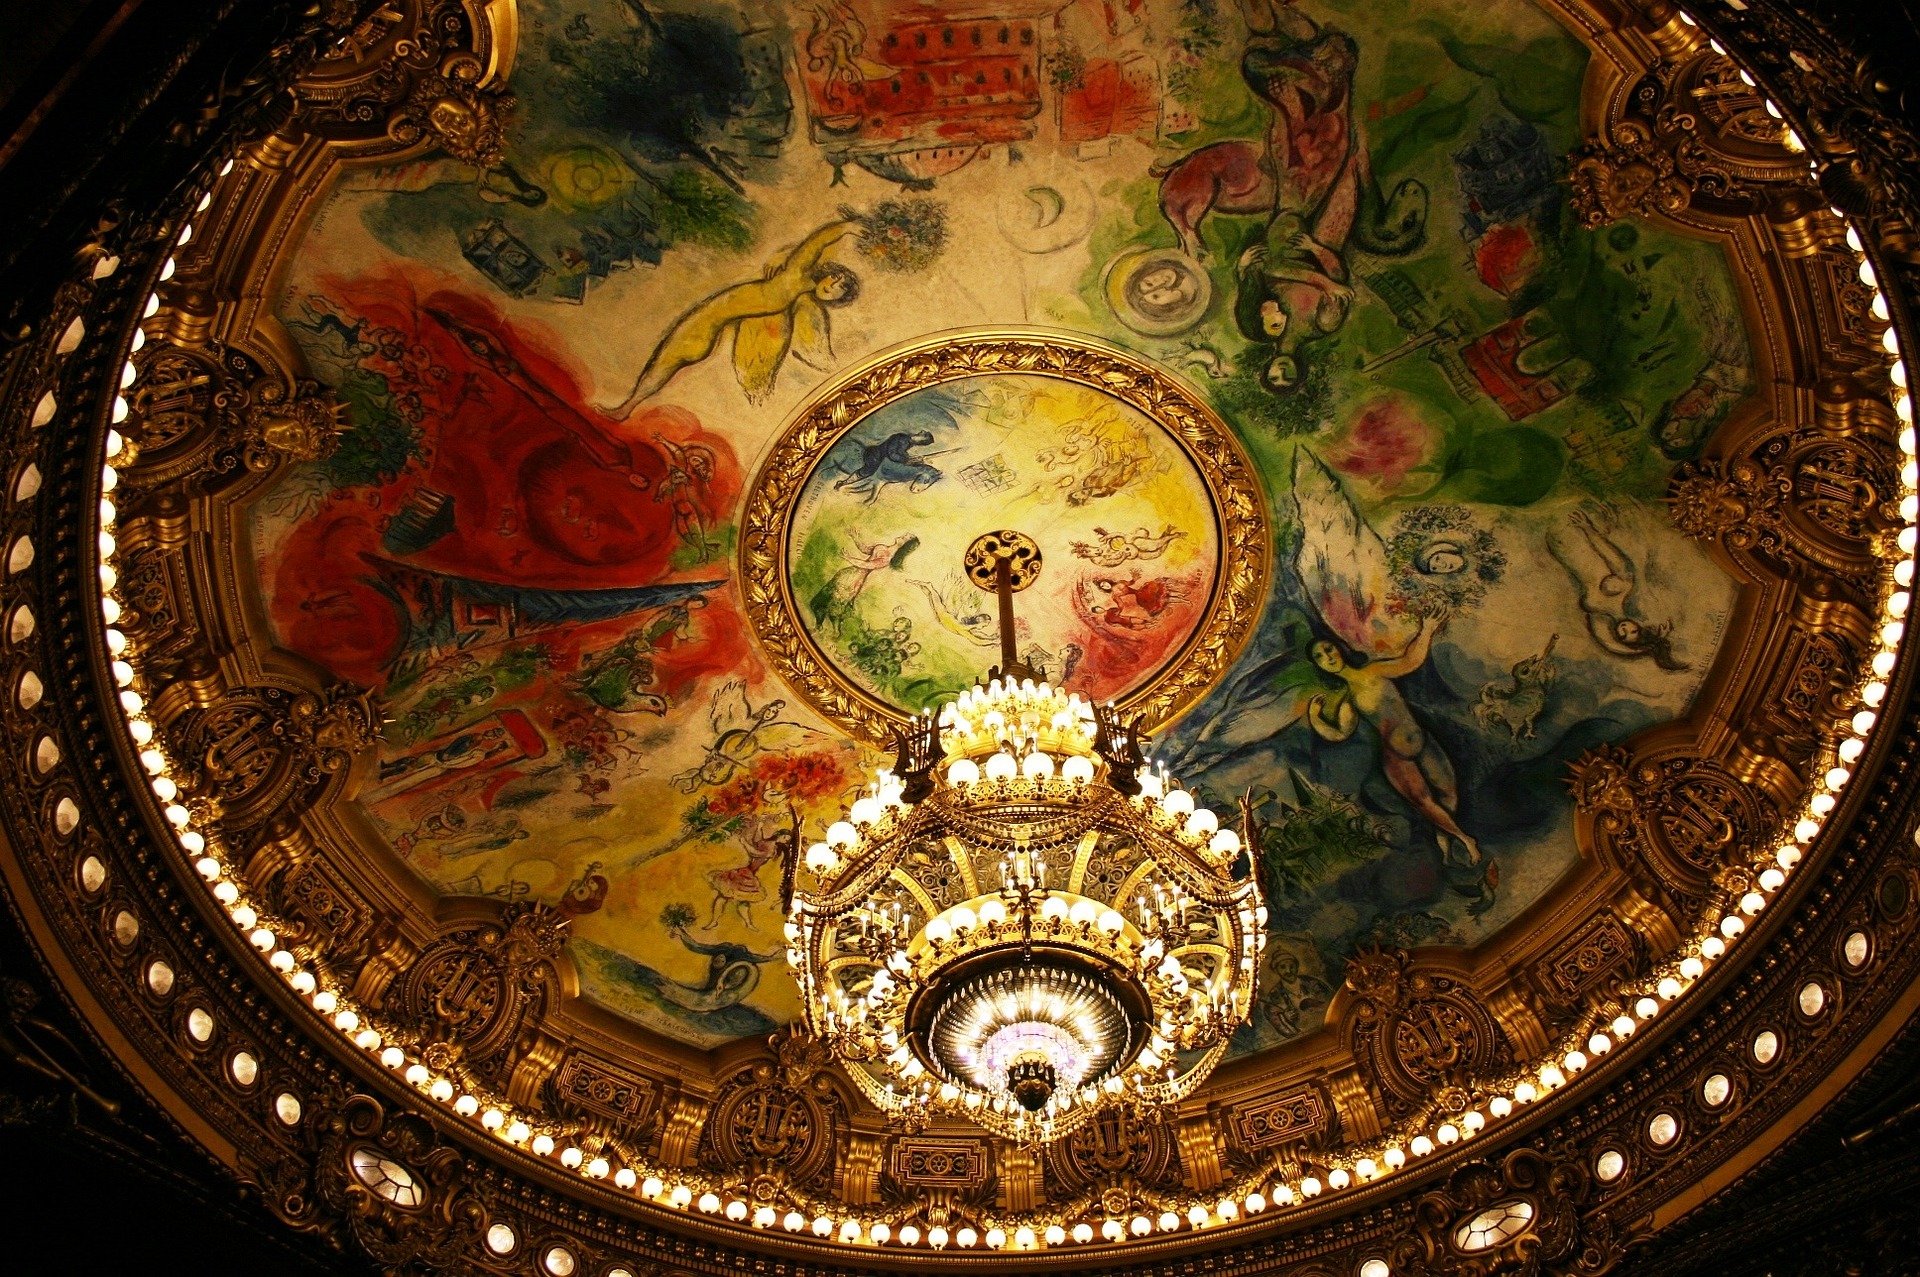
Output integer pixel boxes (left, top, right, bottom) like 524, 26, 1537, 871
1132, 264, 1198, 313
1103, 248, 1213, 336
1417, 542, 1468, 575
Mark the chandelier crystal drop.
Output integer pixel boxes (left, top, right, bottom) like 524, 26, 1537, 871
786, 530, 1264, 1144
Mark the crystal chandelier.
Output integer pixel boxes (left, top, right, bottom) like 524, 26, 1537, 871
786, 531, 1264, 1144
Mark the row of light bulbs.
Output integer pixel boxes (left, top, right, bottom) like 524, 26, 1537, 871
82, 35, 1919, 1251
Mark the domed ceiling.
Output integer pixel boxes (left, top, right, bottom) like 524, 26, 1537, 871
254, 0, 1746, 1054
11, 0, 1919, 1270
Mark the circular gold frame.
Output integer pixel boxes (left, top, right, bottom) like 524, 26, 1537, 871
738, 329, 1271, 743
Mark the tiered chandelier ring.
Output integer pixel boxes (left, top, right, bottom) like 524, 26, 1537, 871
786, 531, 1264, 1144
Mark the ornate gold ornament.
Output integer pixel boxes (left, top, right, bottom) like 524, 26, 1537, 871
395, 66, 514, 168
739, 331, 1270, 743
1568, 120, 1696, 230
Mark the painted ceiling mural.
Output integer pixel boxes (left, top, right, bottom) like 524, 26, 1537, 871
252, 0, 1749, 1054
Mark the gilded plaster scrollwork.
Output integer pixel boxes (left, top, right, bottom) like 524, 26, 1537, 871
292, 0, 515, 163
312, 1095, 490, 1271
1341, 949, 1516, 1126
1387, 1148, 1644, 1277
396, 904, 569, 1086
1568, 745, 1780, 904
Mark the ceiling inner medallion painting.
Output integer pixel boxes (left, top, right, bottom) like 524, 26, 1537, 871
242, 0, 1754, 1064
744, 333, 1267, 733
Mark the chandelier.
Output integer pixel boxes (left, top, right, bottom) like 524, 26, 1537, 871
785, 531, 1264, 1144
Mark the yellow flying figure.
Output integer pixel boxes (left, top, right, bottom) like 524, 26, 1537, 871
607, 219, 860, 415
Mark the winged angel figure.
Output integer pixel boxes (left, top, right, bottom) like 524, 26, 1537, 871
1187, 449, 1482, 870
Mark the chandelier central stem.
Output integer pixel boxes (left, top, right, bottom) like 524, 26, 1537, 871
963, 529, 1044, 686
994, 553, 1018, 677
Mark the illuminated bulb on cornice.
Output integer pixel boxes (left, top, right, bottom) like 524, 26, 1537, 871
1101, 1221, 1124, 1242
1327, 1168, 1351, 1189
1513, 1081, 1539, 1103
698, 1193, 720, 1214
1411, 1135, 1434, 1157
429, 1079, 454, 1103
1490, 1095, 1513, 1118
753, 1206, 776, 1229
724, 1200, 748, 1222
